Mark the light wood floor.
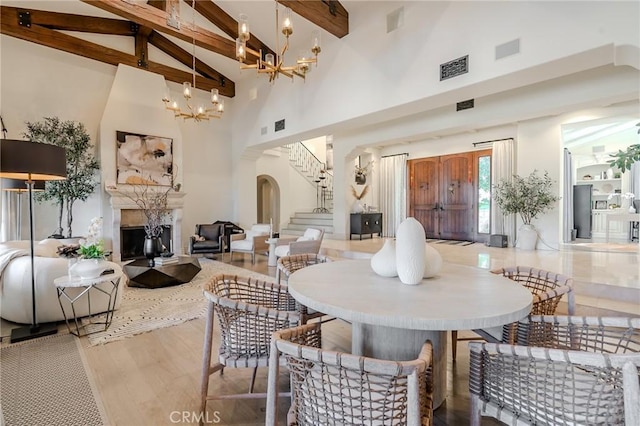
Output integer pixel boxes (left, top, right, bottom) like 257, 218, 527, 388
78, 252, 633, 426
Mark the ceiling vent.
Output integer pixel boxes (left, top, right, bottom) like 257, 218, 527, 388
440, 55, 468, 81
260, 126, 267, 136
495, 39, 520, 60
456, 99, 474, 111
275, 119, 285, 132
387, 7, 404, 33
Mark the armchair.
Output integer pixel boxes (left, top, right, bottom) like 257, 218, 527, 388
273, 228, 324, 259
266, 323, 434, 426
469, 315, 640, 426
188, 223, 226, 259
228, 224, 271, 264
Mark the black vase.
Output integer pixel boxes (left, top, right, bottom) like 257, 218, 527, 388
143, 236, 161, 265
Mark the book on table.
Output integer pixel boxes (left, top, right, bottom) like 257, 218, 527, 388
154, 256, 179, 265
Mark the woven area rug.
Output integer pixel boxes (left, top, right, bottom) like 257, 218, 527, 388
83, 259, 272, 346
1, 333, 107, 426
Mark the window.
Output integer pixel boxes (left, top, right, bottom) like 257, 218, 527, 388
478, 155, 491, 234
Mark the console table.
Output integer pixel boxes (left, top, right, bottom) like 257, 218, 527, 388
350, 213, 382, 240
605, 212, 640, 242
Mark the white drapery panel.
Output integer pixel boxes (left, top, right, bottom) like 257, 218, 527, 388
630, 161, 639, 201
0, 191, 19, 242
563, 148, 574, 243
490, 139, 516, 246
379, 154, 408, 237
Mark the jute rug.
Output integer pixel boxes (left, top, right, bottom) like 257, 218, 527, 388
0, 333, 107, 426
83, 259, 272, 346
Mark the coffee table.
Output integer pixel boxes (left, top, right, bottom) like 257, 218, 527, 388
124, 256, 201, 288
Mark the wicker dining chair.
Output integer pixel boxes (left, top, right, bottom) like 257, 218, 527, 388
200, 274, 306, 416
469, 315, 640, 426
451, 266, 574, 361
276, 253, 333, 324
265, 323, 434, 426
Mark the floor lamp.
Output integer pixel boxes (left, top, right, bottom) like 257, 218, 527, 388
0, 139, 67, 343
2, 178, 45, 240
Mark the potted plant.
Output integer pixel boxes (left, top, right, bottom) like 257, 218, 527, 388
24, 117, 99, 238
492, 170, 559, 250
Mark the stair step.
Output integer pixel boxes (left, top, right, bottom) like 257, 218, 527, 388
293, 212, 333, 220
283, 223, 334, 232
290, 217, 333, 226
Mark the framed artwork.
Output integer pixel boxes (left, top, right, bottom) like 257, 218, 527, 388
116, 131, 173, 186
595, 200, 607, 210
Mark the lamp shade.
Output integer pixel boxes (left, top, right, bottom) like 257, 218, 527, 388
2, 178, 46, 192
0, 139, 67, 180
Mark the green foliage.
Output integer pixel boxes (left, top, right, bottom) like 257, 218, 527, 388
78, 241, 105, 259
492, 170, 560, 225
608, 144, 640, 172
23, 117, 99, 237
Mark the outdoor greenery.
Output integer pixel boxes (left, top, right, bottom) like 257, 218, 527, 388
608, 122, 640, 172
492, 170, 560, 225
23, 117, 99, 237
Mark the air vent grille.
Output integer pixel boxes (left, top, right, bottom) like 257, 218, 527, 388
440, 55, 468, 81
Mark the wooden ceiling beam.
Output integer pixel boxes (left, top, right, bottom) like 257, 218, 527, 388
0, 8, 234, 97
278, 0, 348, 38
183, 0, 275, 60
0, 5, 135, 35
80, 0, 243, 61
148, 31, 231, 87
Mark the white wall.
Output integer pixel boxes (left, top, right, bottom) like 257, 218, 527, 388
256, 149, 317, 231
1, 37, 234, 250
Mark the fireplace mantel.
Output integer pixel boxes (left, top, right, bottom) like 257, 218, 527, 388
106, 187, 186, 210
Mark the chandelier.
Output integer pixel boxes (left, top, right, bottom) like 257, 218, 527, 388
162, 12, 224, 121
235, 2, 321, 82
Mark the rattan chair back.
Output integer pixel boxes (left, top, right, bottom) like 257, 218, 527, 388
469, 315, 640, 426
200, 275, 301, 414
266, 323, 434, 426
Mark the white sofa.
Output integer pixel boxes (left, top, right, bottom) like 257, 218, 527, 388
0, 240, 125, 324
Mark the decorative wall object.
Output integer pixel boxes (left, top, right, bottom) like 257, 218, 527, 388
370, 239, 397, 277
423, 243, 443, 278
116, 131, 173, 186
395, 217, 426, 285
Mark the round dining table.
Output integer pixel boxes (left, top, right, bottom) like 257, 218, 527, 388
287, 259, 533, 408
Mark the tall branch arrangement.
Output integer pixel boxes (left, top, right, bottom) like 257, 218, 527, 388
492, 170, 559, 225
119, 179, 181, 238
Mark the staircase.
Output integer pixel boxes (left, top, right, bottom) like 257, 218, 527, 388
282, 143, 334, 237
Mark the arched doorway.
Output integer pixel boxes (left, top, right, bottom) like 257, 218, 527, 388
257, 175, 280, 231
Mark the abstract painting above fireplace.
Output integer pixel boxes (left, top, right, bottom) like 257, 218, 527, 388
116, 131, 173, 186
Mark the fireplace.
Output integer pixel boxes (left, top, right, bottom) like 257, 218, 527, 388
120, 226, 172, 260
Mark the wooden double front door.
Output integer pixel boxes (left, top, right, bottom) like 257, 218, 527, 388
408, 150, 490, 241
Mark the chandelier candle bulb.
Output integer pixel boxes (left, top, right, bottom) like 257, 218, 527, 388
183, 82, 192, 98
210, 89, 219, 104
311, 30, 321, 55
282, 8, 292, 36
238, 14, 249, 41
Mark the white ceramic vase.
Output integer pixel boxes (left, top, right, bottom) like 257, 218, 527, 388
370, 239, 398, 277
423, 243, 443, 278
352, 200, 364, 213
70, 258, 108, 279
518, 225, 538, 250
396, 218, 426, 285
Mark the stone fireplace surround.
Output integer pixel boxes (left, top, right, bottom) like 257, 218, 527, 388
106, 188, 185, 262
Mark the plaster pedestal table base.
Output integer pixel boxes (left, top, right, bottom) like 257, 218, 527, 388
353, 324, 447, 406
266, 238, 278, 267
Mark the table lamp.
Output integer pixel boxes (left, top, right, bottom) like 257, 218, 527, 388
0, 139, 67, 342
2, 178, 46, 240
